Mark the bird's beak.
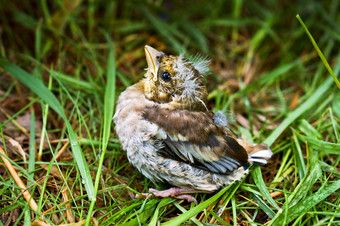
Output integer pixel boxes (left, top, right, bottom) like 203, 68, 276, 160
145, 45, 164, 81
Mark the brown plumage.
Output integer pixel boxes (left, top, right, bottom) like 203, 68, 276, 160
113, 45, 273, 203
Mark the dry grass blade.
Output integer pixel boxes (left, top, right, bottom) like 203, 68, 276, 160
1, 135, 27, 162
55, 140, 70, 160
31, 220, 51, 226
0, 146, 38, 212
61, 187, 75, 223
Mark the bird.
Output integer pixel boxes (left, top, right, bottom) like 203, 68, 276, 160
113, 45, 273, 203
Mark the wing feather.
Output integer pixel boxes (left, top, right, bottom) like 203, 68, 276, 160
143, 106, 249, 174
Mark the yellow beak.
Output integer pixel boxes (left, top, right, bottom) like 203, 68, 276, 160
145, 45, 164, 81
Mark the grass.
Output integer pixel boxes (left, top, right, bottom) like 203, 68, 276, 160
0, 0, 339, 225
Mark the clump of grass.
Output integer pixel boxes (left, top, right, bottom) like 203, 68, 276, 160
0, 0, 339, 225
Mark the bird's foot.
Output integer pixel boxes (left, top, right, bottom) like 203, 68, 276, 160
136, 187, 198, 205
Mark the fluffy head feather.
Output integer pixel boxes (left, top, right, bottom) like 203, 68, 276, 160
143, 46, 210, 111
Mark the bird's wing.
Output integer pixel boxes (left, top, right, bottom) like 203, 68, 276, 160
142, 106, 249, 174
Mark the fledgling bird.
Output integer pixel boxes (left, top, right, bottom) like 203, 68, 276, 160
113, 45, 273, 203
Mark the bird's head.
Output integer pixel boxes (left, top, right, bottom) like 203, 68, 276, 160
143, 45, 210, 111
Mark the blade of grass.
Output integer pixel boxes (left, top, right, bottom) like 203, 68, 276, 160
28, 111, 35, 180
286, 150, 321, 207
269, 150, 322, 225
0, 203, 21, 215
2, 98, 38, 127
252, 166, 280, 210
264, 40, 340, 146
102, 38, 116, 153
329, 108, 340, 141
221, 61, 298, 111
180, 20, 208, 54
0, 59, 95, 201
101, 202, 145, 225
173, 202, 204, 226
231, 196, 237, 226
117, 71, 131, 88
37, 76, 51, 161
296, 15, 340, 89
252, 193, 276, 218
141, 7, 183, 52
149, 198, 176, 226
26, 56, 96, 92
27, 110, 36, 222
292, 132, 306, 179
209, 210, 231, 226
0, 147, 38, 212
50, 70, 96, 91
161, 182, 241, 226
298, 119, 322, 139
333, 92, 340, 119
295, 133, 340, 155
118, 199, 159, 225
270, 148, 293, 187
273, 179, 340, 224
231, 0, 243, 42
24, 203, 31, 225
86, 34, 116, 225
264, 76, 334, 146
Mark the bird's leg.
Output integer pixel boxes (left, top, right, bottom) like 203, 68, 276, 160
136, 187, 198, 204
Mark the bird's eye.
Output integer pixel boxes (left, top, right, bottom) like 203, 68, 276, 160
161, 71, 171, 82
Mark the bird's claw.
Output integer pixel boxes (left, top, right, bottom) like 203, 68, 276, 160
136, 188, 198, 205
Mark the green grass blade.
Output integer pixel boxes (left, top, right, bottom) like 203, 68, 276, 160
263, 76, 334, 146
51, 70, 96, 91
86, 34, 116, 224
292, 132, 306, 179
221, 61, 298, 111
26, 56, 96, 91
296, 15, 340, 89
149, 198, 176, 226
161, 182, 241, 226
333, 92, 340, 119
287, 153, 321, 207
117, 71, 131, 88
28, 112, 36, 185
0, 203, 21, 215
102, 40, 116, 153
273, 179, 340, 224
141, 7, 183, 52
24, 205, 31, 225
119, 200, 159, 226
252, 166, 280, 210
231, 196, 237, 226
0, 60, 63, 116
329, 108, 340, 141
301, 136, 340, 154
0, 59, 95, 201
252, 193, 276, 218
298, 119, 322, 139
180, 20, 208, 54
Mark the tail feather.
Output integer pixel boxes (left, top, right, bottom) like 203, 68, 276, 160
249, 149, 273, 159
236, 139, 273, 165
248, 149, 273, 165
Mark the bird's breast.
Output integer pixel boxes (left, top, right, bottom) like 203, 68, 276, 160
113, 81, 159, 156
